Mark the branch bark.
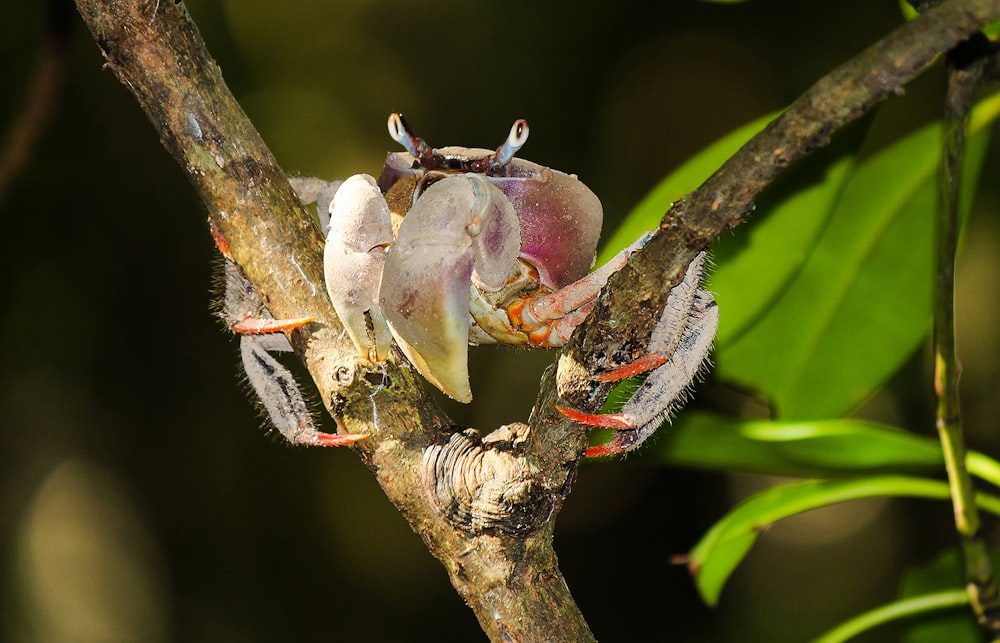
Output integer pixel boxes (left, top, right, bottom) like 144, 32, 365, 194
73, 0, 1000, 639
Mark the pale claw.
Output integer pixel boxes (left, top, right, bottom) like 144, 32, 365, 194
324, 174, 394, 362
380, 174, 521, 403
559, 251, 718, 457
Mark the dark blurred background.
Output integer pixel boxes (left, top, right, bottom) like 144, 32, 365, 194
1, 1, 998, 641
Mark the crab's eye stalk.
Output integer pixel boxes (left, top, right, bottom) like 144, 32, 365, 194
387, 113, 408, 147
387, 112, 433, 161
494, 119, 529, 167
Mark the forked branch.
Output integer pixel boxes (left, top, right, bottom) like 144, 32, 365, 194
73, 0, 1000, 639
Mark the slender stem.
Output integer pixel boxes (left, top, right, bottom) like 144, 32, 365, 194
0, 0, 73, 205
934, 33, 1000, 638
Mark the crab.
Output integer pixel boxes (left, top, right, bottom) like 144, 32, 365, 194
321, 114, 718, 456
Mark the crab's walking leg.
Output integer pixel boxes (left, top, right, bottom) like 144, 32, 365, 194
214, 228, 365, 448
557, 251, 718, 457
509, 233, 653, 346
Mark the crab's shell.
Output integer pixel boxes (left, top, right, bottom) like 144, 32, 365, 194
378, 148, 603, 290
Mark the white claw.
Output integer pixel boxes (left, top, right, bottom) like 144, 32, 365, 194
324, 174, 394, 361
379, 174, 521, 402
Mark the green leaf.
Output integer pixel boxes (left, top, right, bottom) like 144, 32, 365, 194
895, 550, 981, 643
599, 110, 868, 346
689, 476, 1000, 606
812, 590, 969, 643
649, 411, 1000, 486
653, 411, 944, 477
715, 94, 1000, 419
708, 124, 866, 345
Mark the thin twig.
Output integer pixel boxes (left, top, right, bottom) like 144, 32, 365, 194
0, 0, 73, 205
555, 0, 1000, 442
934, 32, 1000, 639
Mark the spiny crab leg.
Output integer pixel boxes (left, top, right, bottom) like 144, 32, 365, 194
214, 222, 366, 448
556, 352, 669, 457
557, 251, 718, 458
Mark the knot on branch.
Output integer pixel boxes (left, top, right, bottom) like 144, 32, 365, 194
421, 424, 551, 537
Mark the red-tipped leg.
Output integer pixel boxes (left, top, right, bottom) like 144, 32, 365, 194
557, 405, 637, 458
557, 352, 668, 457
283, 416, 367, 448
232, 316, 316, 335
210, 221, 233, 260
583, 438, 631, 459
299, 430, 368, 448
592, 353, 666, 382
556, 405, 632, 430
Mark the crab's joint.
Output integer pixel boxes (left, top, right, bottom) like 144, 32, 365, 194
232, 316, 315, 335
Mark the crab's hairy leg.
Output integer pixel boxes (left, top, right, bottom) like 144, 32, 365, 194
239, 335, 365, 447
219, 250, 363, 448
593, 354, 669, 382
558, 252, 718, 456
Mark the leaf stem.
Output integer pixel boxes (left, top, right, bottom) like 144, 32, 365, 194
934, 32, 1000, 638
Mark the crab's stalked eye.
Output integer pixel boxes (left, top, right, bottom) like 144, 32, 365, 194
495, 119, 530, 167
387, 113, 433, 161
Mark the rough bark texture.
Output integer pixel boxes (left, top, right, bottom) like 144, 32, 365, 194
74, 0, 1000, 639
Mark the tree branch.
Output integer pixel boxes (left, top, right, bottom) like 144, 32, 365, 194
562, 0, 1000, 394
73, 0, 1000, 639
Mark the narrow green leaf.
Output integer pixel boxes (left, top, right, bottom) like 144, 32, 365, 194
599, 109, 868, 345
689, 476, 1000, 605
897, 550, 982, 643
650, 411, 1000, 486
812, 590, 969, 643
715, 94, 1000, 419
653, 411, 944, 477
